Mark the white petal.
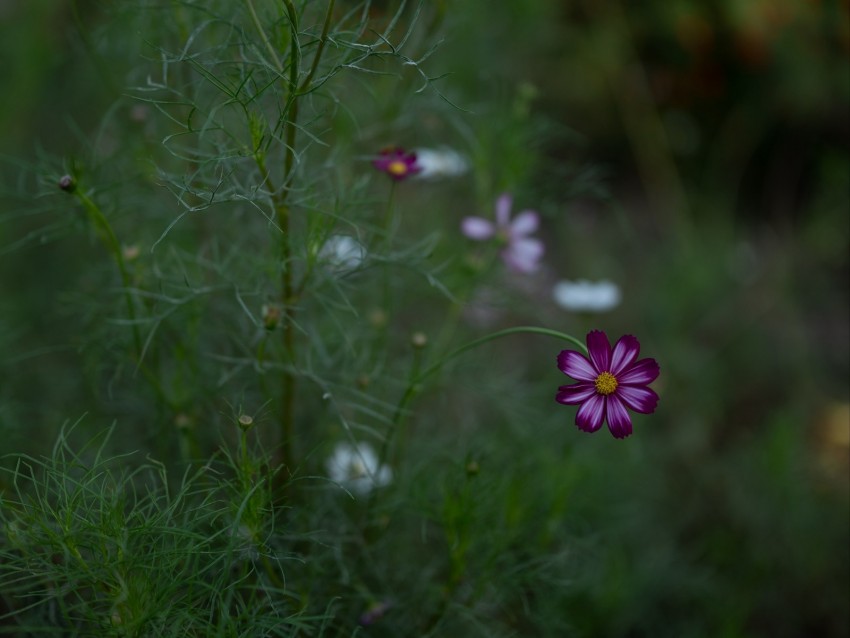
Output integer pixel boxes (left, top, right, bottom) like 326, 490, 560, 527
553, 279, 621, 312
413, 148, 468, 179
319, 235, 366, 271
592, 280, 622, 311
326, 442, 392, 496
375, 465, 394, 488
462, 217, 495, 240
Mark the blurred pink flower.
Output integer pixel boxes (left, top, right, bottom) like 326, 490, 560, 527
461, 193, 544, 273
372, 147, 421, 181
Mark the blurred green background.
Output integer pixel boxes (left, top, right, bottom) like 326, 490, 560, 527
1, 1, 848, 636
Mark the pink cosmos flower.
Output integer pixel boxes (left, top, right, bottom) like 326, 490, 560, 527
461, 193, 544, 273
372, 147, 422, 181
556, 330, 660, 439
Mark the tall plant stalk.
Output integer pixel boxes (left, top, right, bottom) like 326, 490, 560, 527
248, 0, 336, 479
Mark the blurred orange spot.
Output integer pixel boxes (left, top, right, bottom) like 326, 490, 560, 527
812, 402, 850, 485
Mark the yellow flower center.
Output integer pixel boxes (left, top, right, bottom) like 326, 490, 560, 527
594, 371, 618, 396
387, 160, 408, 176
349, 459, 366, 479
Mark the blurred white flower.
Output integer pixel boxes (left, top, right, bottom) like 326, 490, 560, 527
553, 279, 621, 312
326, 442, 392, 496
413, 147, 468, 179
319, 235, 366, 272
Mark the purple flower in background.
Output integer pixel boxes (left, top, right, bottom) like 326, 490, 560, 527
359, 600, 392, 626
372, 147, 422, 181
556, 330, 660, 439
462, 193, 544, 273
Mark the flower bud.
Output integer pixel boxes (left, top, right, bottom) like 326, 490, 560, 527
174, 413, 192, 431
261, 304, 282, 331
411, 331, 427, 349
58, 175, 76, 193
238, 414, 254, 431
122, 245, 141, 262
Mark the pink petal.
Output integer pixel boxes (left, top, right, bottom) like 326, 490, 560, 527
556, 382, 597, 405
586, 330, 611, 373
616, 385, 659, 414
503, 238, 543, 273
605, 394, 634, 439
557, 350, 597, 381
618, 358, 660, 385
495, 193, 512, 227
576, 394, 606, 433
509, 210, 539, 236
610, 335, 640, 376
461, 217, 495, 240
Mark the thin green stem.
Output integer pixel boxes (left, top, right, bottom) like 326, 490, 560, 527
377, 326, 587, 470
280, 291, 295, 472
276, 0, 300, 479
240, 430, 250, 485
299, 0, 336, 93
245, 0, 284, 73
260, 554, 286, 590
418, 326, 587, 383
282, 0, 301, 186
252, 125, 296, 483
73, 189, 141, 357
70, 185, 193, 463
380, 181, 397, 319
378, 340, 423, 468
382, 181, 397, 245
430, 249, 500, 358
276, 185, 295, 476
252, 1, 337, 484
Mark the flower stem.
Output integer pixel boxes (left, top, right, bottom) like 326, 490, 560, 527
279, 202, 296, 476
248, 0, 340, 487
240, 429, 251, 485
382, 181, 397, 246
378, 337, 423, 467
282, 0, 301, 185
418, 326, 587, 383
244, 0, 283, 73
72, 185, 192, 463
379, 326, 587, 469
73, 189, 141, 358
299, 0, 335, 93
380, 181, 397, 319
273, 0, 336, 482
261, 0, 302, 480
